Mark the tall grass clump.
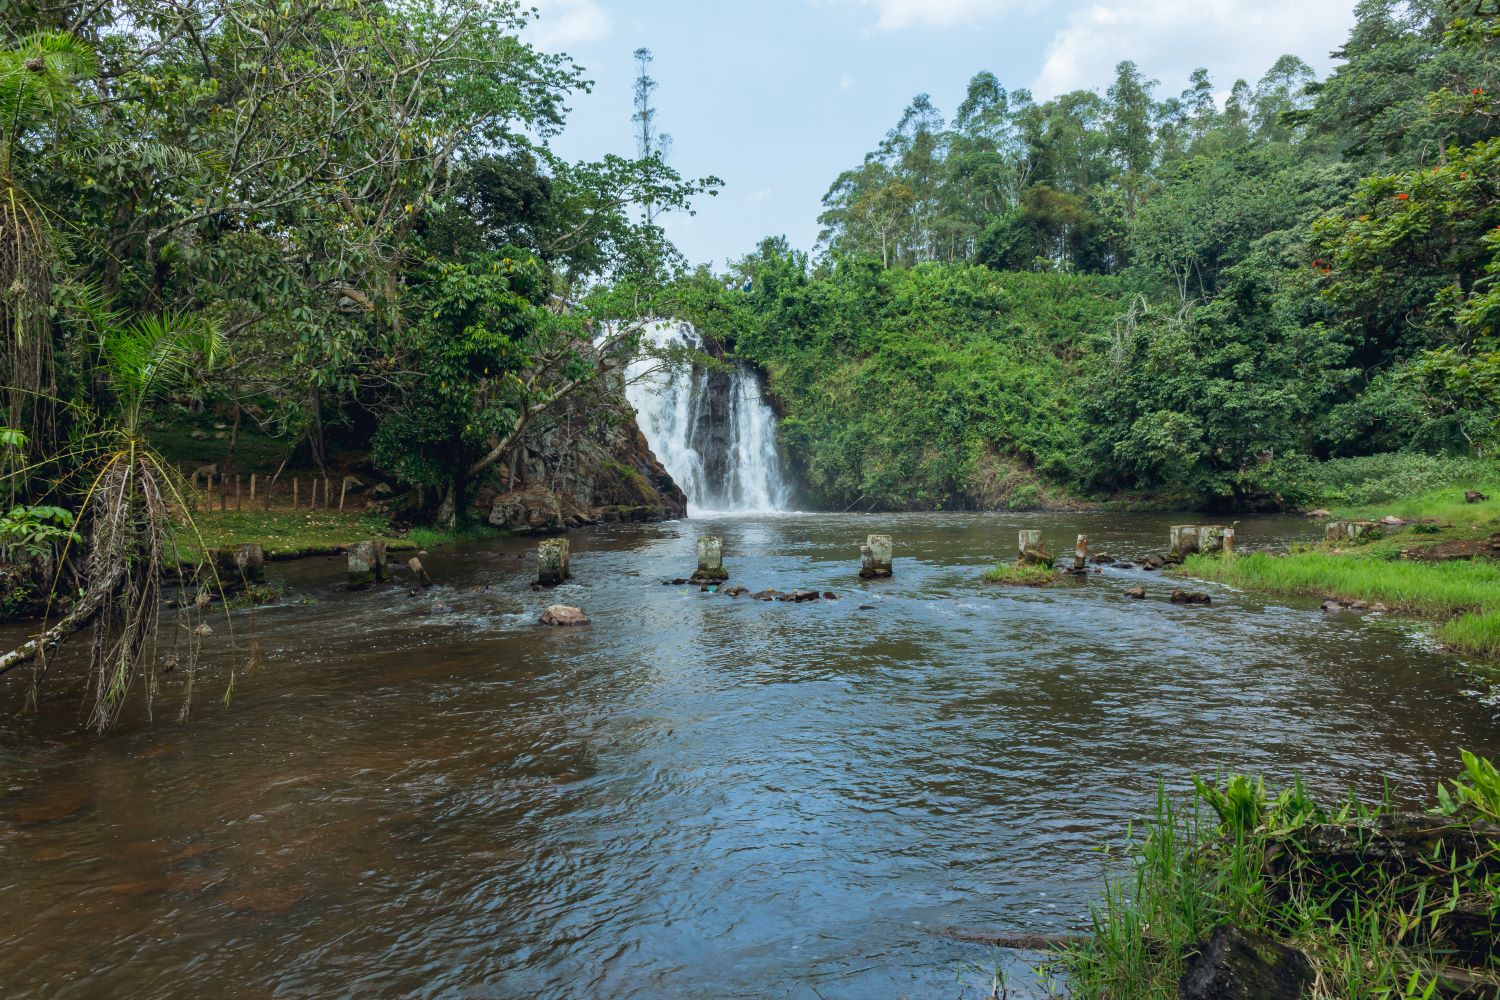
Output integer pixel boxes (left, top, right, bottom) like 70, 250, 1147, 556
1062, 757, 1500, 999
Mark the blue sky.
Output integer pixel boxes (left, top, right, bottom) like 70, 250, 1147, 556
527, 0, 1359, 269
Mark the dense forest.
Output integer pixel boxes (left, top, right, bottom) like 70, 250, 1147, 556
677, 0, 1499, 511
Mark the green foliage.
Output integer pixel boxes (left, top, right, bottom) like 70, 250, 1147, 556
1437, 749, 1500, 822
0, 505, 79, 559
715, 252, 1129, 509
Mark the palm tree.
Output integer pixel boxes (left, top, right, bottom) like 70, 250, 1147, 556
1, 310, 225, 731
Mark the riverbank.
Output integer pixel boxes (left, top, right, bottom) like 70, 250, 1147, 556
1181, 483, 1500, 662
1060, 754, 1500, 999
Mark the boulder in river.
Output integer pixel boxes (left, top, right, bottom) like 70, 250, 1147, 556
540, 605, 589, 627
1124, 586, 1147, 600
1178, 925, 1313, 1000
1171, 590, 1212, 606
753, 590, 783, 602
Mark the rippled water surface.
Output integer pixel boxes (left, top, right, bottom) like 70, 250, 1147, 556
2, 512, 1497, 998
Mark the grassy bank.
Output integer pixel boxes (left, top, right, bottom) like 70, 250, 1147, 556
1181, 481, 1500, 660
174, 510, 418, 562
1061, 755, 1500, 999
178, 510, 510, 562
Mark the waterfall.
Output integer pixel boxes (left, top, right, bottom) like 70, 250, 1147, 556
625, 321, 792, 514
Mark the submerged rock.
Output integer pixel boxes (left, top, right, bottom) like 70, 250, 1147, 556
1179, 925, 1313, 1000
1171, 590, 1212, 606
753, 590, 783, 602
1123, 586, 1147, 600
540, 605, 589, 627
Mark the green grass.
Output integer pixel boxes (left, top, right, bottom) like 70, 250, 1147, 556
175, 509, 417, 561
982, 562, 1058, 586
1186, 551, 1500, 660
1061, 758, 1500, 999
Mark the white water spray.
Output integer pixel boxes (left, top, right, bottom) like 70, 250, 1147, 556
626, 321, 792, 514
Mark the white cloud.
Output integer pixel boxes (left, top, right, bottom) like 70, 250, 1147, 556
839, 73, 855, 92
525, 0, 612, 50
829, 0, 1020, 30
1033, 0, 1355, 99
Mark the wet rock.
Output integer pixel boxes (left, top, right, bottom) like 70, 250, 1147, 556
1305, 508, 1332, 519
1179, 925, 1313, 1000
723, 586, 750, 598
672, 578, 689, 586
1466, 490, 1489, 504
792, 590, 820, 603
1124, 586, 1147, 600
539, 605, 589, 627
823, 592, 840, 600
1141, 554, 1166, 571
489, 485, 567, 535
1171, 591, 1212, 606
1092, 554, 1117, 565
753, 590, 783, 602
858, 604, 875, 610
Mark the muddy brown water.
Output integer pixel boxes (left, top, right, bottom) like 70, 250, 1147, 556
1, 512, 1496, 998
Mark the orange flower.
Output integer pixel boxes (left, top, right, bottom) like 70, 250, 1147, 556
1396, 193, 1410, 201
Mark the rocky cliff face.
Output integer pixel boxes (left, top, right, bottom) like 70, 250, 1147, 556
480, 395, 687, 534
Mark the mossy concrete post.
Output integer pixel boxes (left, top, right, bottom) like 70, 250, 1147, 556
1018, 530, 1042, 558
214, 544, 265, 591
1327, 520, 1377, 543
1074, 535, 1089, 572
372, 541, 390, 582
1170, 525, 1202, 557
538, 538, 571, 587
1199, 525, 1228, 554
408, 556, 432, 589
860, 535, 893, 579
348, 542, 378, 590
691, 535, 728, 584
1017, 529, 1054, 568
1222, 526, 1236, 557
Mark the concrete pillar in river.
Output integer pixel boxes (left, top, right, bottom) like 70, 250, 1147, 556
860, 534, 893, 579
1017, 530, 1054, 568
538, 538, 571, 587
1018, 530, 1042, 558
1074, 535, 1089, 572
348, 541, 380, 590
215, 543, 265, 588
1327, 520, 1376, 543
408, 556, 433, 589
691, 535, 728, 584
1170, 525, 1202, 557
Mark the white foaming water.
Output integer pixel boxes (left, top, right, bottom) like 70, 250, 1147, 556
625, 321, 792, 515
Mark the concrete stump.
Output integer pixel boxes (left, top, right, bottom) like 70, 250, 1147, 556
691, 535, 728, 584
1170, 525, 1202, 556
538, 538, 571, 587
348, 542, 378, 590
372, 541, 389, 582
860, 535, 893, 579
408, 556, 433, 589
1017, 530, 1042, 558
1327, 520, 1377, 543
215, 544, 265, 588
1221, 526, 1236, 557
1074, 534, 1089, 572
1017, 529, 1055, 568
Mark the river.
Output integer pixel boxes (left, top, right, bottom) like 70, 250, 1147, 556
1, 511, 1496, 998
